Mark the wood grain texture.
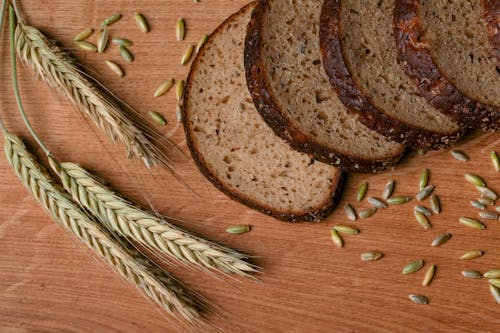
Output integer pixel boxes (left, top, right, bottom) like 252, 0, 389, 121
0, 1, 499, 332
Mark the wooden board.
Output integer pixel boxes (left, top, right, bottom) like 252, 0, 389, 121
0, 1, 499, 332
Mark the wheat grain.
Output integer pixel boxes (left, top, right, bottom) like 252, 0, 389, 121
49, 159, 257, 276
3, 131, 201, 322
14, 22, 176, 169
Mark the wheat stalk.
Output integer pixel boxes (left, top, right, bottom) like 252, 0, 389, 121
14, 21, 176, 169
2, 131, 202, 322
47, 158, 257, 277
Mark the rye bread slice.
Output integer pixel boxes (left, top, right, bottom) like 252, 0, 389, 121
484, 0, 500, 64
244, 0, 405, 174
320, 0, 465, 150
394, 0, 500, 130
183, 2, 345, 222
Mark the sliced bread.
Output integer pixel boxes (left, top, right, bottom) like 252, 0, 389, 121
483, 0, 500, 64
183, 2, 345, 222
394, 0, 500, 130
244, 0, 405, 173
320, 0, 465, 149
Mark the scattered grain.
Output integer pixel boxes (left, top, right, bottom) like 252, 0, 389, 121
361, 251, 383, 261
343, 204, 356, 221
403, 260, 424, 275
134, 13, 150, 32
416, 185, 434, 201
460, 250, 484, 260
451, 150, 469, 162
459, 217, 486, 230
461, 270, 482, 279
431, 233, 450, 247
74, 28, 93, 41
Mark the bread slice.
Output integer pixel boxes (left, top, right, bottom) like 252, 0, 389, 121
183, 2, 345, 222
244, 0, 405, 173
483, 0, 500, 64
320, 0, 465, 149
394, 0, 500, 130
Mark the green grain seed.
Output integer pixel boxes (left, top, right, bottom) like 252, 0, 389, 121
181, 45, 194, 65
460, 250, 484, 260
419, 169, 429, 190
409, 294, 428, 305
489, 284, 500, 304
459, 217, 486, 230
491, 151, 500, 172
74, 28, 93, 41
470, 200, 486, 210
360, 251, 383, 261
149, 111, 167, 126
97, 28, 108, 53
422, 264, 436, 286
403, 260, 424, 275
382, 180, 394, 200
176, 18, 186, 41
330, 229, 343, 248
101, 13, 122, 26
430, 195, 441, 214
431, 233, 450, 247
104, 60, 124, 77
344, 204, 356, 221
484, 270, 500, 279
119, 46, 134, 62
415, 205, 432, 216
387, 196, 412, 205
154, 79, 174, 97
465, 173, 485, 187
358, 207, 377, 219
75, 41, 97, 52
333, 225, 359, 235
111, 38, 133, 47
225, 224, 250, 234
414, 211, 431, 230
476, 186, 498, 200
461, 270, 482, 279
196, 34, 208, 53
134, 13, 150, 32
451, 150, 469, 162
479, 211, 498, 220
368, 197, 387, 209
176, 80, 185, 101
356, 181, 368, 202
416, 185, 434, 201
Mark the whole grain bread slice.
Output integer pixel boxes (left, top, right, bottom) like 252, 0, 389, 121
483, 0, 500, 64
183, 2, 345, 222
245, 0, 405, 173
394, 0, 500, 130
320, 0, 465, 149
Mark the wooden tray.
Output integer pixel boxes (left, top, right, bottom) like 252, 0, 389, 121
0, 1, 498, 331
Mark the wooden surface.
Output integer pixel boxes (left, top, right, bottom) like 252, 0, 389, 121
0, 1, 499, 332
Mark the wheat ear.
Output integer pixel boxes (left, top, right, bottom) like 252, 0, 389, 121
2, 131, 202, 322
14, 21, 175, 169
48, 159, 257, 277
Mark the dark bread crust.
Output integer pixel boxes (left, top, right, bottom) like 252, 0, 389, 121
319, 0, 466, 150
183, 2, 346, 222
483, 0, 500, 64
244, 0, 405, 174
393, 0, 500, 131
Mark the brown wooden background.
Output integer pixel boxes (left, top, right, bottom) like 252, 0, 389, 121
0, 1, 499, 332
